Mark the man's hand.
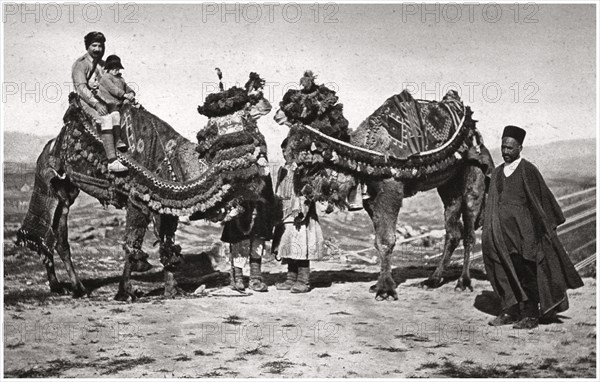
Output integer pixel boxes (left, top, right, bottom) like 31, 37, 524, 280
124, 93, 135, 102
94, 102, 108, 115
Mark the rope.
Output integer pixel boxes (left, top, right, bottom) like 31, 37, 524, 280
297, 103, 466, 159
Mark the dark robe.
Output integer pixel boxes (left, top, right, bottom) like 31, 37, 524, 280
482, 159, 583, 315
497, 168, 538, 260
220, 175, 275, 243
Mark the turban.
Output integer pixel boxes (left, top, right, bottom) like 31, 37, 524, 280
84, 31, 106, 49
502, 125, 526, 145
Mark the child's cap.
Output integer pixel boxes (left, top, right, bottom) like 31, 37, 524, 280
105, 55, 124, 70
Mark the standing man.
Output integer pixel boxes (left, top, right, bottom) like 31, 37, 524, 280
221, 74, 275, 293
72, 31, 127, 172
482, 125, 583, 329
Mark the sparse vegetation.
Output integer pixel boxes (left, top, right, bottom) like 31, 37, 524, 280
223, 315, 243, 325
417, 362, 439, 370
374, 346, 406, 353
4, 356, 156, 378
261, 360, 296, 374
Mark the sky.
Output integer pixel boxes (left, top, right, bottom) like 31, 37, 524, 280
2, 2, 597, 161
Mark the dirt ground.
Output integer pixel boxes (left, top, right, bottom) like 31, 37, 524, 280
3, 178, 597, 378
2, 268, 597, 378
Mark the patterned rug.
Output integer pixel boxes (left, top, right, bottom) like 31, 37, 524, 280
351, 90, 463, 159
285, 89, 475, 181
51, 93, 266, 217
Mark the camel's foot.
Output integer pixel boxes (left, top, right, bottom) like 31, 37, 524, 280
420, 277, 445, 289
163, 271, 185, 298
114, 290, 138, 302
374, 274, 398, 301
454, 277, 473, 292
114, 283, 137, 302
71, 282, 89, 298
49, 282, 68, 295
131, 259, 153, 273
164, 284, 185, 298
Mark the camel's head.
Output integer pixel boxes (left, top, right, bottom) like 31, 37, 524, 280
245, 72, 272, 121
197, 72, 271, 120
195, 72, 271, 168
273, 71, 356, 209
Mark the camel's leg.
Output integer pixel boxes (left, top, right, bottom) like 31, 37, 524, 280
44, 254, 64, 294
456, 165, 486, 292
364, 179, 403, 301
115, 259, 135, 302
421, 179, 463, 289
115, 202, 151, 301
44, 203, 63, 293
157, 214, 184, 298
54, 200, 89, 298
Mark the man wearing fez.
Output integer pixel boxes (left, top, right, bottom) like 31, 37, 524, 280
482, 125, 583, 329
72, 31, 127, 172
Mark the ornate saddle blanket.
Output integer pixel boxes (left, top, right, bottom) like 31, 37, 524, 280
286, 90, 477, 181
51, 93, 266, 217
351, 90, 463, 159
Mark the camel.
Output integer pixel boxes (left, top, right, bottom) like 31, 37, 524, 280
17, 74, 273, 301
275, 76, 494, 300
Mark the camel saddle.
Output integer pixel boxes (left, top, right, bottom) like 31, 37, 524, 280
48, 93, 266, 217
351, 90, 463, 160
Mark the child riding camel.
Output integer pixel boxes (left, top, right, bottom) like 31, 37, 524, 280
97, 54, 136, 172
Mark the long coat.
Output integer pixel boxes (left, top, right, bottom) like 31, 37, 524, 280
482, 159, 583, 315
271, 164, 324, 261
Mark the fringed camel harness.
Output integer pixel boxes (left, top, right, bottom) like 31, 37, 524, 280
17, 74, 270, 262
278, 77, 490, 208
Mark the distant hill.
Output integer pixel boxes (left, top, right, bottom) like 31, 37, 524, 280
489, 138, 596, 180
3, 132, 54, 164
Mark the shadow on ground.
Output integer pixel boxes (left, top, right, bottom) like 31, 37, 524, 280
4, 251, 489, 304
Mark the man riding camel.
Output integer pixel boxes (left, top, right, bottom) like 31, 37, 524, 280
71, 31, 127, 172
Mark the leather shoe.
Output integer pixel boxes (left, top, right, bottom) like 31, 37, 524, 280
488, 313, 519, 326
513, 317, 539, 329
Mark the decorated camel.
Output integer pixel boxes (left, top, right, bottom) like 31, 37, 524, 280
275, 72, 494, 300
17, 73, 273, 301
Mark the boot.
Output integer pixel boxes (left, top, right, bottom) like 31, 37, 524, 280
101, 131, 127, 172
230, 266, 245, 291
128, 248, 153, 273
276, 261, 298, 290
249, 258, 268, 292
489, 303, 520, 326
113, 125, 127, 151
291, 260, 310, 293
513, 301, 539, 329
